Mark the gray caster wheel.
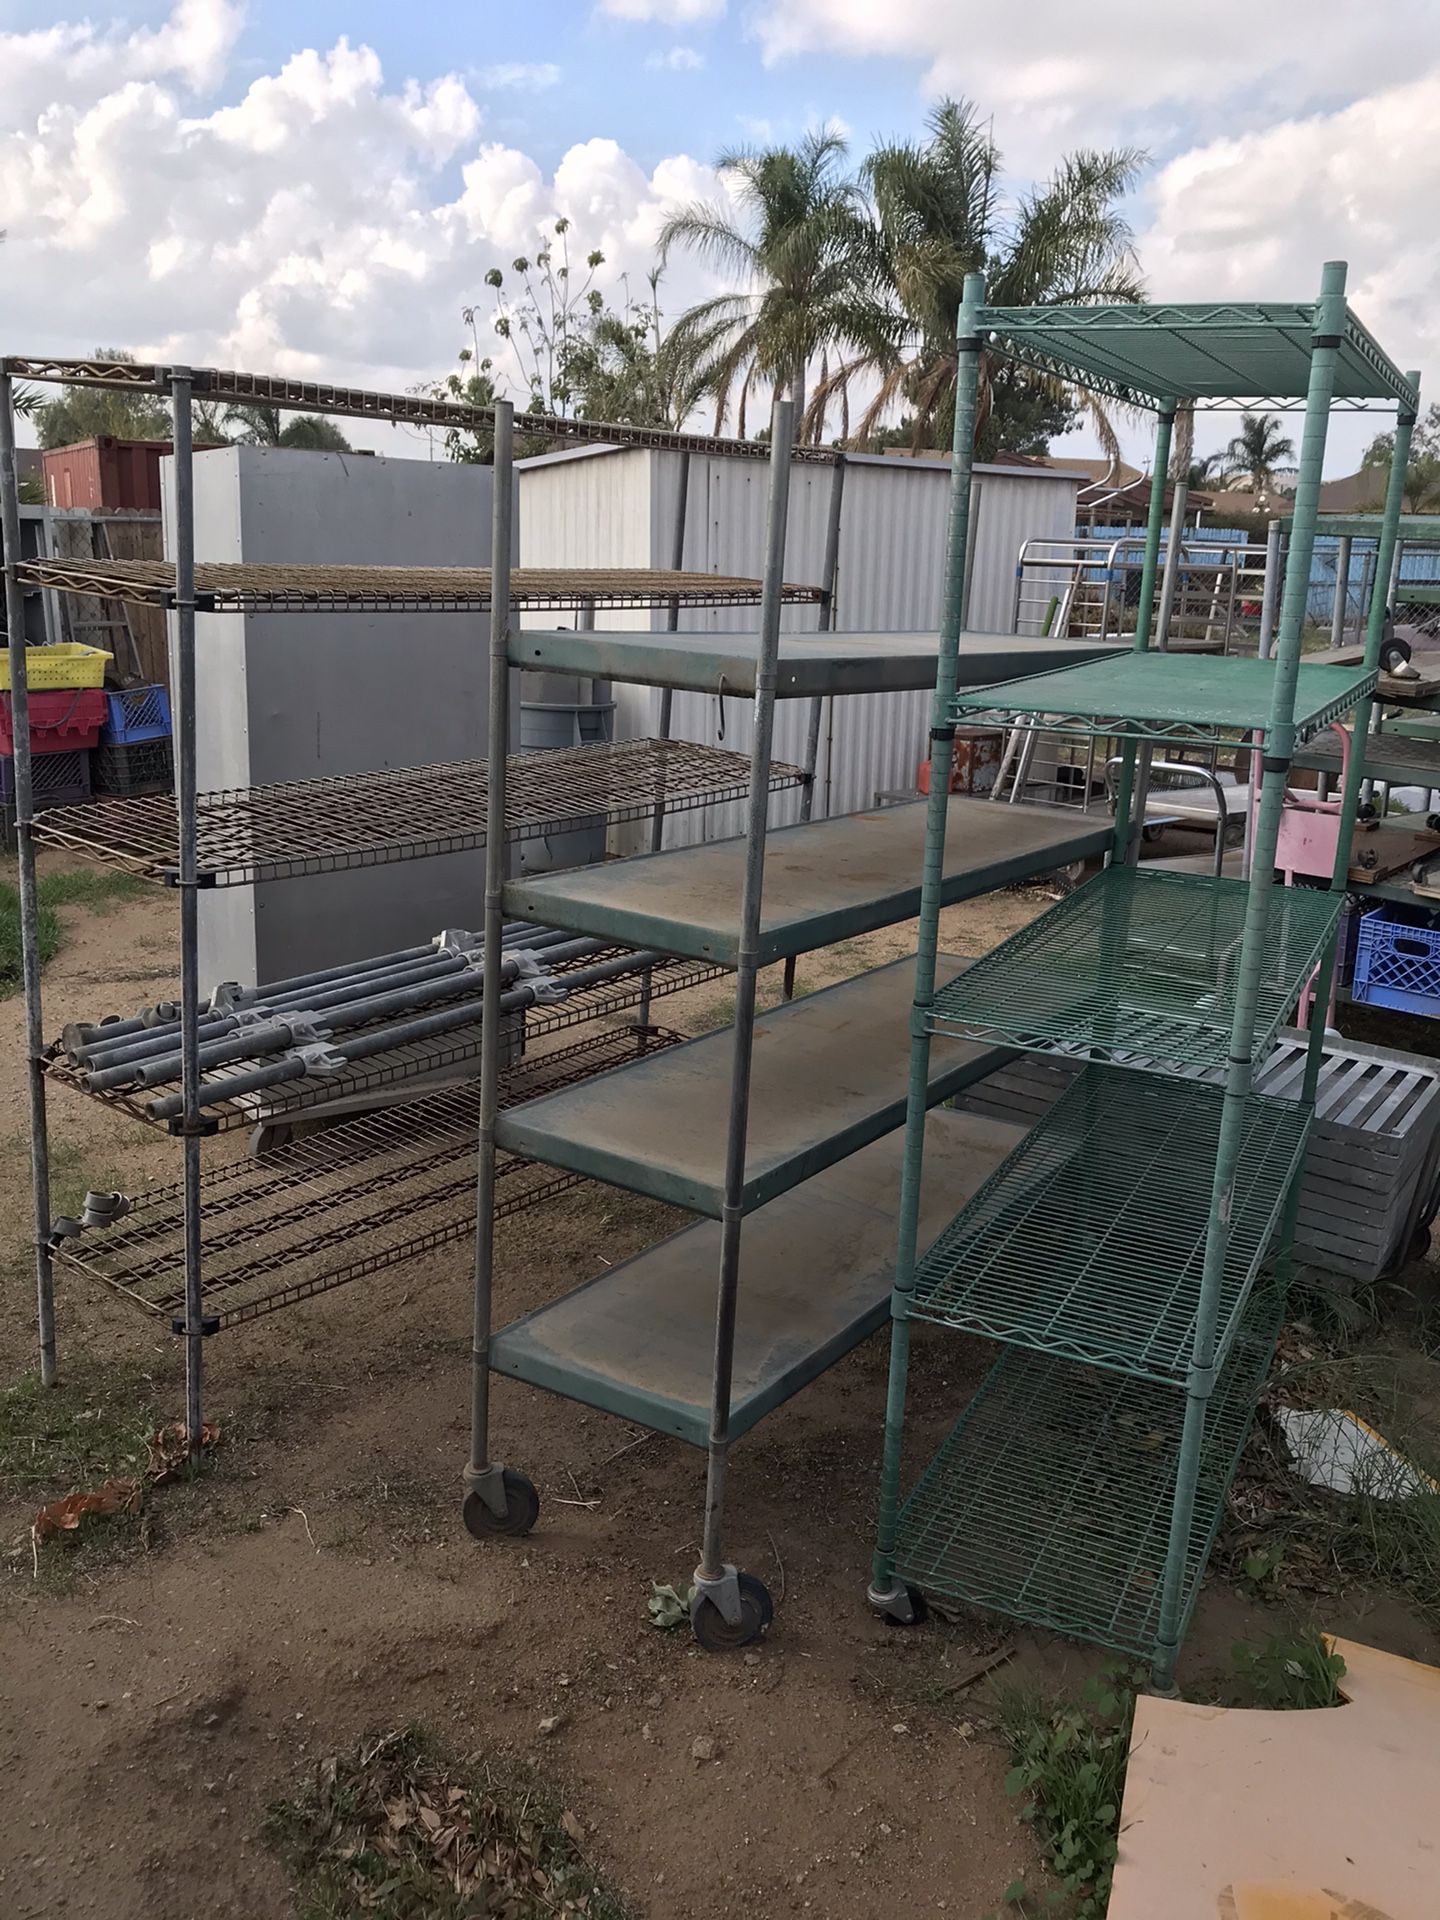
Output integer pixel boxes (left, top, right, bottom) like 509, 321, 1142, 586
462, 1468, 539, 1539
869, 1581, 928, 1626
690, 1571, 773, 1651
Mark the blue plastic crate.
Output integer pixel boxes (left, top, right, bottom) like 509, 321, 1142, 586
1351, 906, 1440, 1018
100, 683, 171, 746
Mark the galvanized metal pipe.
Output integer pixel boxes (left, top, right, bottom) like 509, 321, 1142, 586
1110, 409, 1174, 871
1257, 516, 1283, 660
870, 275, 985, 1606
468, 402, 514, 1496
1150, 262, 1349, 1694
83, 939, 604, 1086
783, 451, 845, 1001
95, 946, 601, 1091
0, 373, 57, 1385
145, 952, 653, 1120
170, 370, 205, 1452
698, 394, 796, 1587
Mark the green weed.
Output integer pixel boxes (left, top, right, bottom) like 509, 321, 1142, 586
0, 864, 151, 993
1229, 1629, 1346, 1710
995, 1666, 1140, 1920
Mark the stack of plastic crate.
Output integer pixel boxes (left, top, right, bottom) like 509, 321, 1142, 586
0, 645, 112, 815
93, 684, 173, 796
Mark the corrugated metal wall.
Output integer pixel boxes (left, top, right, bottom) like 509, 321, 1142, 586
517, 444, 1080, 846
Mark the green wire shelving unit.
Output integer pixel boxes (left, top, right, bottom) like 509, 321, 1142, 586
868, 262, 1421, 1688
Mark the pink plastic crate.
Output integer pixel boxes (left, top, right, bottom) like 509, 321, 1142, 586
0, 687, 107, 755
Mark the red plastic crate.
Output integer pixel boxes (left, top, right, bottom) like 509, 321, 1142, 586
0, 688, 107, 755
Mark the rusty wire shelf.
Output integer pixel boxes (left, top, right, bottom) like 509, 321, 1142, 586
14, 557, 823, 613
53, 1024, 687, 1330
44, 950, 724, 1134
31, 737, 800, 887
1, 354, 842, 466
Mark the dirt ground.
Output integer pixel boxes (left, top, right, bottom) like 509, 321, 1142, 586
3, 855, 1439, 1920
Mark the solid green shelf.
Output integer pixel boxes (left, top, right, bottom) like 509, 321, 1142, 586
925, 867, 1344, 1075
949, 651, 1374, 745
894, 1287, 1283, 1658
909, 1064, 1309, 1384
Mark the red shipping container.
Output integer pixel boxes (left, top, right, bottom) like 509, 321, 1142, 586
43, 438, 168, 512
0, 687, 107, 755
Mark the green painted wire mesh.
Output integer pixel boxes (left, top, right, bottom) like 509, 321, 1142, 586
910, 1063, 1308, 1381
895, 1287, 1284, 1657
926, 867, 1342, 1076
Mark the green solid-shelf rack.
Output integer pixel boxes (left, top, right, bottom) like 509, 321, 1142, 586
924, 867, 1345, 1076
949, 651, 1375, 745
893, 1286, 1285, 1659
908, 1064, 1309, 1384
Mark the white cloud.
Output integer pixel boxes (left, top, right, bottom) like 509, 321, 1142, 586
1143, 72, 1440, 393
598, 0, 724, 23
477, 62, 562, 91
750, 0, 1440, 163
646, 46, 705, 71
1, 1, 724, 417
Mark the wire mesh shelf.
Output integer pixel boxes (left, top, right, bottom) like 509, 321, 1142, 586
53, 1025, 686, 1330
44, 949, 723, 1133
949, 652, 1375, 745
894, 1285, 1284, 1657
31, 737, 802, 887
925, 867, 1343, 1076
910, 1065, 1308, 1383
13, 558, 823, 614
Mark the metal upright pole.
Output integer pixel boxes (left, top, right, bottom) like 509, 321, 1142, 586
636, 452, 690, 1041
869, 275, 986, 1623
1282, 375, 1419, 1141
170, 371, 206, 1452
0, 373, 57, 1385
1110, 409, 1174, 867
1258, 517, 1283, 659
691, 395, 795, 1639
1330, 534, 1353, 649
1155, 481, 1188, 652
465, 405, 535, 1535
649, 448, 690, 854
1150, 263, 1348, 1694
782, 452, 844, 1001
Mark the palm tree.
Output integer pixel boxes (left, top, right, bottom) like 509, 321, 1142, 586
658, 129, 874, 441
1223, 412, 1294, 494
224, 403, 352, 452
803, 101, 1145, 457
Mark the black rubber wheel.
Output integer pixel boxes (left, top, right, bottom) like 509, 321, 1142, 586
690, 1572, 774, 1651
1408, 1223, 1433, 1265
462, 1469, 540, 1539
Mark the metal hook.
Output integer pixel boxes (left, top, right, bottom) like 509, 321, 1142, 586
716, 673, 727, 742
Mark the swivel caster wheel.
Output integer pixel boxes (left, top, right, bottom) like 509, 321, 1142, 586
462, 1468, 539, 1539
690, 1571, 773, 1651
868, 1580, 928, 1626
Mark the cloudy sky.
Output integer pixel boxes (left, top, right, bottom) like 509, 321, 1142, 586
4, 0, 1438, 471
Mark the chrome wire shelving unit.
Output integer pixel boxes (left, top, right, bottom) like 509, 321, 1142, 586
0, 350, 829, 1460
867, 263, 1420, 1690
53, 1023, 686, 1332
31, 737, 803, 886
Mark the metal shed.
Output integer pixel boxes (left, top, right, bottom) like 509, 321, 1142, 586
516, 444, 1083, 840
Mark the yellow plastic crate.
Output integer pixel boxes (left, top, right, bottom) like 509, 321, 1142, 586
0, 644, 111, 691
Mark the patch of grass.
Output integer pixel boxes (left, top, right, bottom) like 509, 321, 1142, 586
0, 1361, 168, 1501
264, 1725, 632, 1920
0, 865, 151, 994
994, 1667, 1139, 1920
1228, 1629, 1346, 1710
